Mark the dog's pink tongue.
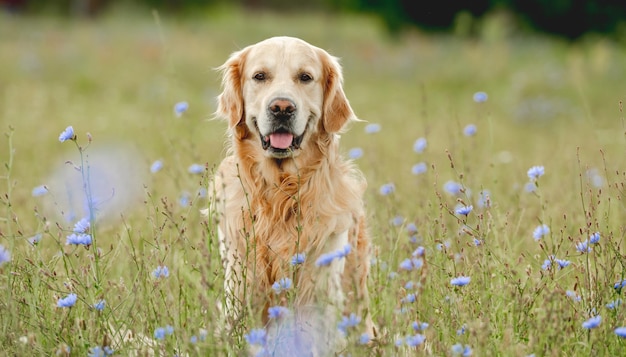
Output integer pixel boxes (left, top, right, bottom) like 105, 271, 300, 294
269, 133, 293, 149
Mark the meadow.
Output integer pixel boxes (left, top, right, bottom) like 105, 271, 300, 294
1, 5, 626, 356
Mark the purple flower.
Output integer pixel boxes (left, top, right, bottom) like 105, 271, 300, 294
556, 259, 570, 269
188, 164, 204, 174
402, 293, 416, 304
338, 313, 361, 334
271, 277, 292, 293
154, 326, 174, 340
174, 101, 189, 117
463, 124, 477, 137
153, 265, 169, 279
527, 166, 545, 180
66, 233, 92, 245
589, 232, 600, 244
606, 299, 621, 309
57, 293, 77, 308
412, 321, 429, 331
405, 334, 426, 347
411, 162, 427, 175
615, 327, 626, 338
412, 246, 425, 257
576, 240, 592, 253
399, 257, 423, 271
348, 147, 363, 159
32, 185, 48, 197
58, 126, 75, 142
150, 160, 163, 173
73, 217, 90, 233
533, 224, 550, 241
452, 343, 473, 356
291, 253, 305, 265
0, 244, 10, 266
455, 205, 473, 216
359, 333, 371, 345
245, 328, 267, 346
542, 258, 552, 270
566, 291, 581, 302
524, 182, 537, 193
473, 91, 488, 103
93, 300, 106, 311
28, 234, 42, 246
444, 181, 463, 195
379, 183, 395, 196
451, 276, 471, 286
413, 138, 427, 153
582, 315, 601, 329
267, 306, 290, 319
364, 123, 381, 134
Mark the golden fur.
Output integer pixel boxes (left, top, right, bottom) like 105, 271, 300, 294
210, 37, 374, 341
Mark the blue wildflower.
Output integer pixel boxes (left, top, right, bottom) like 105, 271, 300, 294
614, 279, 626, 290
154, 327, 166, 340
291, 253, 305, 265
245, 328, 267, 346
179, 192, 191, 207
589, 232, 600, 244
32, 185, 48, 197
58, 126, 75, 142
524, 182, 537, 193
533, 224, 550, 241
399, 257, 423, 271
153, 265, 170, 279
267, 306, 290, 319
411, 162, 427, 175
402, 293, 416, 304
450, 276, 471, 286
337, 313, 361, 334
359, 333, 371, 345
271, 277, 292, 293
174, 101, 189, 117
413, 138, 427, 153
364, 123, 381, 134
0, 245, 10, 266
57, 293, 77, 308
379, 183, 395, 196
541, 258, 552, 270
452, 343, 473, 356
392, 215, 404, 226
582, 315, 601, 329
315, 252, 337, 267
456, 325, 467, 335
73, 217, 90, 233
576, 240, 592, 253
348, 147, 363, 159
444, 181, 463, 195
586, 168, 604, 188
190, 335, 198, 344
615, 327, 626, 337
412, 246, 425, 257
566, 291, 581, 302
405, 334, 426, 347
527, 166, 545, 180
556, 259, 570, 269
188, 164, 204, 174
412, 321, 429, 331
455, 205, 473, 216
94, 300, 106, 311
473, 238, 482, 246
463, 124, 477, 137
473, 91, 488, 103
150, 160, 163, 173
28, 234, 42, 246
406, 223, 418, 234
88, 346, 114, 357
66, 233, 92, 245
606, 299, 621, 309
405, 281, 415, 289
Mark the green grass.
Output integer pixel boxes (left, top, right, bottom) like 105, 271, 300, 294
2, 6, 626, 356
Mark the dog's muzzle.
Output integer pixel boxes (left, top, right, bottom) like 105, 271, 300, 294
257, 98, 305, 157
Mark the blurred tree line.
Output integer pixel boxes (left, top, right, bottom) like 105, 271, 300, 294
2, 0, 625, 39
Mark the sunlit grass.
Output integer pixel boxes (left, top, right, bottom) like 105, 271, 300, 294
2, 6, 626, 356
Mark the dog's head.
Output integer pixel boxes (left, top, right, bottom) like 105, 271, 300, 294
216, 36, 355, 159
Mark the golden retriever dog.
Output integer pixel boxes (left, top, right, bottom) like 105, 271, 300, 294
210, 36, 374, 352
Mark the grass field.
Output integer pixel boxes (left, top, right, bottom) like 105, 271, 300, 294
2, 5, 626, 356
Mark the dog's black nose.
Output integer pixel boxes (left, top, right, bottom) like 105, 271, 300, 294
269, 98, 296, 117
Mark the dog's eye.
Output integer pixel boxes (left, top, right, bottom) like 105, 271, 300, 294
299, 73, 313, 83
253, 72, 266, 81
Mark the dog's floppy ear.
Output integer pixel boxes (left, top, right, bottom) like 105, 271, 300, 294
216, 48, 249, 128
319, 49, 356, 133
